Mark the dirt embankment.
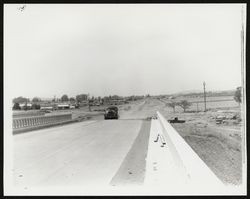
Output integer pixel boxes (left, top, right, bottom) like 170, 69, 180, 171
171, 119, 242, 185
159, 97, 243, 185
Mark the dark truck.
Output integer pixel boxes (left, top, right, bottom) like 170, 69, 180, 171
168, 117, 185, 123
104, 106, 119, 120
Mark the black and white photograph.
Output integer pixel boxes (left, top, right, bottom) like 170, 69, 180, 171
3, 3, 247, 196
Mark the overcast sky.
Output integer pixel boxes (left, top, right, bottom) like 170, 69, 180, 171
4, 4, 245, 99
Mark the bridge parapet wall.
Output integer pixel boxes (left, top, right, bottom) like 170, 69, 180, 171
12, 114, 72, 132
156, 111, 224, 187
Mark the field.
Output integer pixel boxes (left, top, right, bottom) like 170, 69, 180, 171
162, 96, 238, 112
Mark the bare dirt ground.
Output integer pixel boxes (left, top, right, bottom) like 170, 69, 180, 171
171, 123, 242, 185
159, 97, 243, 185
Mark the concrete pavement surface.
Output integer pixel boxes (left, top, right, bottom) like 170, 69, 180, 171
8, 99, 167, 194
110, 120, 151, 186
13, 119, 145, 188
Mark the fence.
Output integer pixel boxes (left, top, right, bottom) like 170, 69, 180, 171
13, 114, 72, 130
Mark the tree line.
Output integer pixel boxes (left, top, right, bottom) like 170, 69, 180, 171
12, 87, 242, 111
12, 93, 145, 110
166, 100, 192, 113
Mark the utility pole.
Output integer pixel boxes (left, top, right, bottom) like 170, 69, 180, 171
53, 95, 56, 110
25, 98, 28, 111
203, 81, 207, 112
87, 93, 91, 112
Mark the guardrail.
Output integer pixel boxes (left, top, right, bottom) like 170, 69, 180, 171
12, 114, 72, 133
156, 111, 225, 188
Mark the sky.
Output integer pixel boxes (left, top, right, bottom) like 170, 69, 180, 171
4, 4, 245, 99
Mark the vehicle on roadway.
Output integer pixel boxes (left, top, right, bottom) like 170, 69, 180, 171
104, 106, 119, 120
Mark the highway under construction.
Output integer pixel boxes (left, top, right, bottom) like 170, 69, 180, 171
6, 99, 245, 195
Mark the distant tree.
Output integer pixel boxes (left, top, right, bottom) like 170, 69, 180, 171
102, 96, 110, 104
61, 94, 69, 102
167, 101, 177, 113
177, 100, 192, 112
13, 96, 29, 104
234, 87, 242, 105
23, 104, 28, 111
32, 97, 41, 103
32, 103, 40, 110
112, 95, 120, 100
76, 94, 88, 102
12, 102, 21, 110
69, 97, 75, 102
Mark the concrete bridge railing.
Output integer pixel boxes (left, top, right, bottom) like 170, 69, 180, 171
12, 114, 72, 130
156, 111, 225, 188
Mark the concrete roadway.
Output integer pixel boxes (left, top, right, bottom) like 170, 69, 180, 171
12, 99, 166, 191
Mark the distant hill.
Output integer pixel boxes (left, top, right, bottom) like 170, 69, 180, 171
40, 98, 54, 101
171, 89, 235, 97
171, 89, 203, 95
